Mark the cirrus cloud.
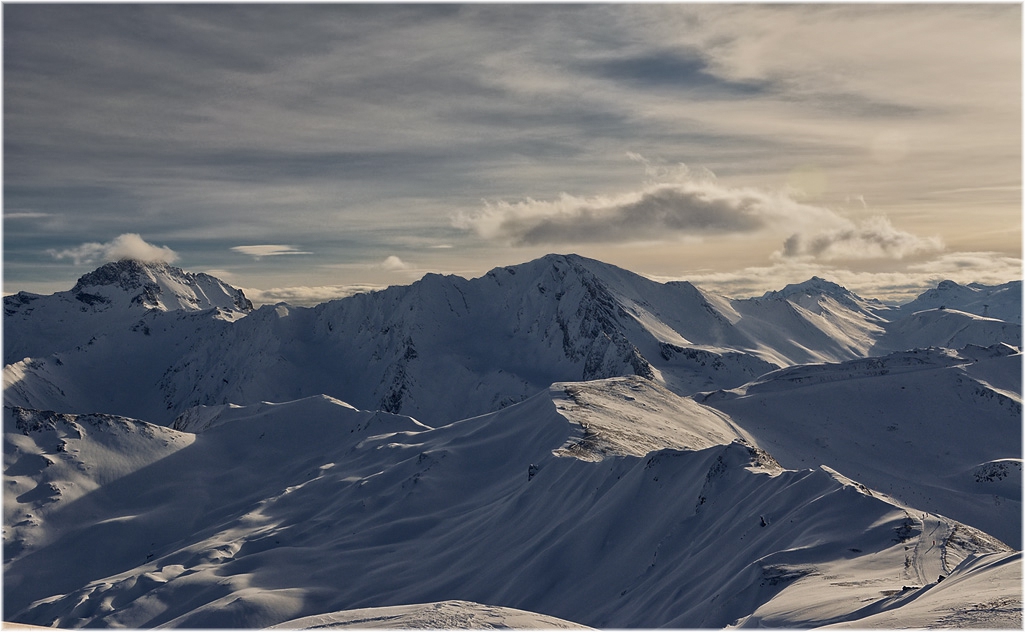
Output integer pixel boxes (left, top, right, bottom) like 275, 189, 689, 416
46, 233, 179, 265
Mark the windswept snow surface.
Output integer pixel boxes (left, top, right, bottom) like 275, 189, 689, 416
270, 600, 594, 629
4, 407, 195, 566
3, 254, 1021, 629
819, 551, 1022, 629
551, 377, 752, 459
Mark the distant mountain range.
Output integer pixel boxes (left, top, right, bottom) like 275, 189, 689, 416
4, 254, 1021, 628
5, 254, 1019, 426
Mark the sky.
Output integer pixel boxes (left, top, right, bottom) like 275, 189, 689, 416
4, 4, 1021, 305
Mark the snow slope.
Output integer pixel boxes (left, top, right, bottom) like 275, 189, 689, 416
701, 345, 1022, 547
550, 377, 751, 459
4, 382, 1015, 629
4, 308, 246, 425
820, 551, 1022, 629
270, 601, 594, 629
873, 307, 1022, 353
4, 407, 195, 565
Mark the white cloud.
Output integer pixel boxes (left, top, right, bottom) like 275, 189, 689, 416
625, 152, 715, 186
47, 233, 179, 265
844, 195, 868, 210
907, 251, 1024, 278
453, 147, 951, 270
779, 216, 944, 261
231, 245, 313, 259
455, 171, 844, 247
381, 255, 410, 271
455, 166, 942, 266
654, 250, 1021, 304
202, 269, 236, 281
240, 284, 386, 307
6, 211, 51, 220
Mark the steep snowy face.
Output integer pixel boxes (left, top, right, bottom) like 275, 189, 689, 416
550, 376, 753, 460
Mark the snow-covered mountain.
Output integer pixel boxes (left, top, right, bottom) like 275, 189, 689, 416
4, 259, 252, 364
730, 277, 889, 365
3, 253, 1021, 629
11, 254, 1016, 428
892, 279, 1022, 325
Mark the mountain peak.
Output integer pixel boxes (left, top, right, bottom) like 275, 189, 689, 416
774, 276, 854, 297
753, 276, 879, 318
72, 259, 172, 294
490, 253, 596, 275
69, 258, 253, 313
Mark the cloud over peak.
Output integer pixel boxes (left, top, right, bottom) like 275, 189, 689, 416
780, 216, 944, 261
381, 255, 410, 271
47, 233, 179, 265
455, 175, 843, 247
458, 159, 945, 265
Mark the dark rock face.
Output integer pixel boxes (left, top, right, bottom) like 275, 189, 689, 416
71, 259, 157, 294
